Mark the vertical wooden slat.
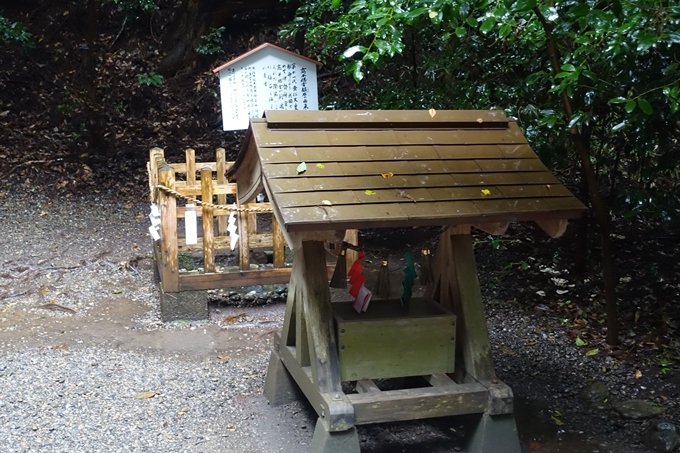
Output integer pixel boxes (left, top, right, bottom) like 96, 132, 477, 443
158, 165, 179, 292
216, 148, 227, 236
238, 208, 250, 271
186, 148, 196, 186
272, 214, 286, 269
247, 212, 257, 236
201, 167, 215, 273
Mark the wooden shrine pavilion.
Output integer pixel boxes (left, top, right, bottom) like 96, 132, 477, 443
227, 110, 586, 452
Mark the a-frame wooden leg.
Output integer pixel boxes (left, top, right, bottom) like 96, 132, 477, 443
429, 226, 520, 452
430, 226, 495, 381
265, 239, 355, 440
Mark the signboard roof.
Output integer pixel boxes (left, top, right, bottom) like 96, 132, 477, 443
212, 43, 322, 73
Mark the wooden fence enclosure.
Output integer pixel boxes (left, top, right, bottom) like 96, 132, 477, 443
148, 147, 291, 320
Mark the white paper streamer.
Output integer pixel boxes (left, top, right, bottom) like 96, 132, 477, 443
184, 204, 197, 245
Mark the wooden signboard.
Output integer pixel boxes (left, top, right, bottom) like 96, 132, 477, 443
213, 43, 321, 131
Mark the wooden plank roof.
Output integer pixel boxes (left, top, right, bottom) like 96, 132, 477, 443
228, 110, 586, 233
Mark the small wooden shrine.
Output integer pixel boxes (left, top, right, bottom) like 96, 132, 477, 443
228, 110, 586, 452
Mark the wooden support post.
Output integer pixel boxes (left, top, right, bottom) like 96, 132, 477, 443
344, 229, 358, 269
272, 214, 286, 268
201, 167, 215, 273
216, 148, 227, 236
158, 165, 179, 292
186, 148, 196, 186
269, 239, 353, 433
432, 226, 495, 382
298, 240, 342, 393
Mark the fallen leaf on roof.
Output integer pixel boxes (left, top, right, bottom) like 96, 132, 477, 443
428, 108, 436, 117
477, 118, 483, 123
316, 163, 325, 169
365, 190, 376, 195
481, 189, 491, 196
296, 162, 307, 174
321, 200, 332, 205
381, 172, 394, 178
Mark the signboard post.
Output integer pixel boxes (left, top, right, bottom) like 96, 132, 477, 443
213, 43, 322, 131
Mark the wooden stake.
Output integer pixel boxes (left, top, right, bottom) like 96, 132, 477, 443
216, 148, 227, 236
186, 148, 196, 186
272, 214, 286, 269
201, 167, 215, 273
158, 165, 179, 292
238, 208, 250, 271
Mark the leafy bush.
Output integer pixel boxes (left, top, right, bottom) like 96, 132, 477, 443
136, 72, 164, 87
195, 27, 225, 56
0, 15, 33, 47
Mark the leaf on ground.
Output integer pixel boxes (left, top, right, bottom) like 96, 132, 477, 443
217, 355, 231, 361
575, 337, 587, 347
133, 391, 159, 399
221, 313, 246, 324
586, 348, 599, 356
529, 441, 542, 450
635, 369, 643, 379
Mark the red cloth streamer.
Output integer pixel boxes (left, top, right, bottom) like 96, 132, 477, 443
347, 251, 366, 298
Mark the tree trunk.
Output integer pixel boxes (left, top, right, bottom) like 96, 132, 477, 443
535, 8, 619, 345
85, 0, 106, 152
158, 0, 281, 77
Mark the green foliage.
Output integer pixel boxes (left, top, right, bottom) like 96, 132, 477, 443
284, 0, 680, 225
195, 27, 225, 56
656, 350, 672, 374
0, 15, 33, 47
178, 252, 194, 271
137, 71, 164, 86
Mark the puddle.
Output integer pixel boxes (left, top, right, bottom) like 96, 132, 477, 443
0, 297, 281, 359
515, 397, 602, 452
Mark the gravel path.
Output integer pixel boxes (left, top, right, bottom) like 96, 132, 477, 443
1, 192, 677, 453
